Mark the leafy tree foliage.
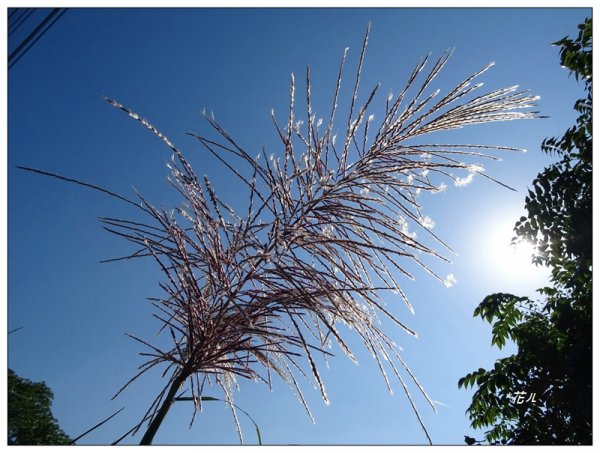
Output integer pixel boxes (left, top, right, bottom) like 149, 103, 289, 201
458, 18, 592, 445
8, 368, 72, 445
517, 18, 592, 285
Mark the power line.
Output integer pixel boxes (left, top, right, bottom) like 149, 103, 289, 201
8, 8, 35, 37
8, 7, 23, 20
8, 7, 29, 26
8, 8, 63, 65
8, 8, 68, 70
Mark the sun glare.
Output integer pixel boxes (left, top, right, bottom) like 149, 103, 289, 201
483, 217, 547, 284
496, 239, 538, 274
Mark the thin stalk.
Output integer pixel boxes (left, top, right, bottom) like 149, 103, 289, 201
140, 371, 189, 445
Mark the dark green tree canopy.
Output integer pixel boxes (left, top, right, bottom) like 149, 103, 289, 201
458, 18, 592, 445
8, 368, 72, 445
515, 18, 592, 286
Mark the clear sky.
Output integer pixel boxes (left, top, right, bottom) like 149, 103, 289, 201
5, 5, 592, 447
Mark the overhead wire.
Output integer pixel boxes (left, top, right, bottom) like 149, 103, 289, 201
8, 8, 35, 37
8, 8, 68, 70
8, 7, 25, 21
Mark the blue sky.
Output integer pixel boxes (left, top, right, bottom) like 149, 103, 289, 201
5, 6, 592, 446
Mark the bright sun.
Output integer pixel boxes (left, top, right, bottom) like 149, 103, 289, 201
481, 214, 549, 286
492, 237, 538, 276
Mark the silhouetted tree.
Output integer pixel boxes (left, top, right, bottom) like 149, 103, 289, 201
8, 368, 72, 445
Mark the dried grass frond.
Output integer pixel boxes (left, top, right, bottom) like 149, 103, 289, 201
20, 27, 539, 444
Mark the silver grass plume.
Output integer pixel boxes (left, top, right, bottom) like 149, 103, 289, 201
19, 25, 540, 445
